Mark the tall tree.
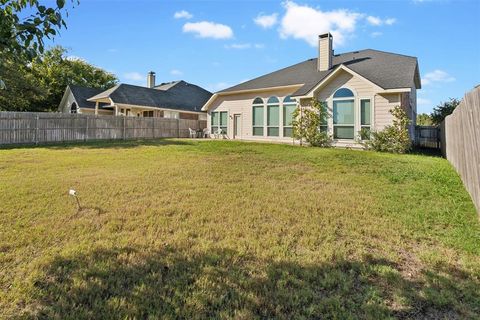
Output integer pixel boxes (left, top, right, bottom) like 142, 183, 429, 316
430, 98, 461, 125
0, 47, 117, 112
0, 55, 46, 111
30, 46, 117, 111
416, 113, 433, 126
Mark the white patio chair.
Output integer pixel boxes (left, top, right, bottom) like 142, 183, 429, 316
214, 129, 225, 139
188, 128, 197, 138
202, 128, 210, 138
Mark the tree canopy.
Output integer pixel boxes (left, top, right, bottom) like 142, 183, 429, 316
0, 0, 77, 59
0, 46, 118, 112
431, 98, 461, 125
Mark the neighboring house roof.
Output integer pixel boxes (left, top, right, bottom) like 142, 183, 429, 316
218, 49, 421, 97
88, 81, 212, 113
154, 81, 182, 91
69, 85, 106, 109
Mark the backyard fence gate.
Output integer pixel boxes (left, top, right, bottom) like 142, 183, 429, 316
0, 112, 207, 145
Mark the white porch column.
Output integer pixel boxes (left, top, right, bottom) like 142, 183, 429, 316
95, 101, 99, 115
115, 105, 118, 116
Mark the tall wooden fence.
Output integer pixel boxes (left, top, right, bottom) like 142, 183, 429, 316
0, 112, 207, 145
440, 86, 480, 214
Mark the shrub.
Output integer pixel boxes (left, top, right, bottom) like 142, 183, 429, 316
292, 99, 333, 147
363, 106, 411, 153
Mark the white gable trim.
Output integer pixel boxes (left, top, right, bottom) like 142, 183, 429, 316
298, 64, 384, 98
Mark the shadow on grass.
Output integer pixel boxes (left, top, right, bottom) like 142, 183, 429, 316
18, 246, 479, 319
0, 138, 197, 150
409, 146, 443, 158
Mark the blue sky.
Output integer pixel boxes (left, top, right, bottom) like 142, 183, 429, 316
45, 0, 480, 113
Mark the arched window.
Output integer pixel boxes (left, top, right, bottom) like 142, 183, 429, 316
70, 102, 77, 114
252, 97, 264, 136
283, 96, 296, 137
333, 88, 354, 99
267, 97, 280, 137
332, 88, 355, 139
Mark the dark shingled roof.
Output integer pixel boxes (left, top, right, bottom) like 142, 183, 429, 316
69, 85, 105, 109
89, 81, 212, 112
218, 49, 420, 96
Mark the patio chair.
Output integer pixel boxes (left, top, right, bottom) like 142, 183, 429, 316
214, 129, 224, 139
202, 128, 210, 138
188, 128, 197, 138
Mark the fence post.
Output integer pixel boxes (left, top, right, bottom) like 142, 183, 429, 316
35, 114, 39, 145
85, 116, 88, 142
177, 118, 180, 138
123, 116, 126, 140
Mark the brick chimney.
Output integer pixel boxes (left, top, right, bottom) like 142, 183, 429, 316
147, 71, 156, 88
318, 33, 333, 72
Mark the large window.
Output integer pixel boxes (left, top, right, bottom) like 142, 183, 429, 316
252, 97, 264, 136
267, 97, 279, 136
211, 111, 228, 134
333, 88, 355, 139
283, 96, 296, 137
360, 99, 371, 140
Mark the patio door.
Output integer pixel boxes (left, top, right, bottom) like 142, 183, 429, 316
233, 114, 241, 139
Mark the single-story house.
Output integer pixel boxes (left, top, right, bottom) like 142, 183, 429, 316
202, 32, 421, 147
59, 73, 211, 121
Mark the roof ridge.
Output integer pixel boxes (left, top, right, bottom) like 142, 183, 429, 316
337, 48, 417, 60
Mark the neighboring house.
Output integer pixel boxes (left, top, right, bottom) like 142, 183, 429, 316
58, 85, 113, 115
59, 73, 211, 121
202, 33, 421, 147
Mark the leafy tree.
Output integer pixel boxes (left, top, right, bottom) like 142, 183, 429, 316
363, 106, 411, 153
430, 98, 461, 125
0, 54, 46, 111
292, 99, 332, 147
30, 46, 117, 111
416, 113, 433, 126
0, 0, 77, 59
0, 46, 117, 112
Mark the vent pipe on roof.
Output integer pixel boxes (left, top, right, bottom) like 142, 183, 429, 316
147, 71, 156, 88
318, 33, 333, 72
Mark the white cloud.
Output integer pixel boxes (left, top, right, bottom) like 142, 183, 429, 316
183, 21, 233, 39
279, 1, 361, 47
107, 48, 118, 53
225, 43, 251, 49
254, 13, 278, 28
422, 70, 455, 86
224, 43, 265, 49
174, 10, 193, 19
370, 31, 383, 38
65, 55, 86, 62
366, 16, 396, 26
417, 98, 432, 106
123, 72, 143, 81
170, 69, 183, 76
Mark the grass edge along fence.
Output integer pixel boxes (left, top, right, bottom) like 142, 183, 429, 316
440, 86, 480, 215
0, 112, 207, 145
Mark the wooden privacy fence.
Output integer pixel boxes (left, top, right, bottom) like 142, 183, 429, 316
0, 112, 207, 145
440, 86, 480, 214
414, 126, 440, 149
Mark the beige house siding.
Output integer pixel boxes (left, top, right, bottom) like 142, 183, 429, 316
79, 108, 113, 115
207, 87, 298, 141
374, 93, 400, 131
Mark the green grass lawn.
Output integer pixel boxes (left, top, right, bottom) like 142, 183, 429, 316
0, 139, 479, 319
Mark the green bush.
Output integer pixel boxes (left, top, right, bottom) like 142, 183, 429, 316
292, 99, 333, 147
363, 106, 411, 153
